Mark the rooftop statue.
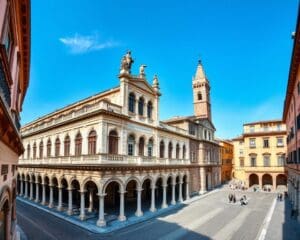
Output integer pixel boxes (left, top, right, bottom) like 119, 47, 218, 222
120, 50, 134, 74
139, 64, 147, 77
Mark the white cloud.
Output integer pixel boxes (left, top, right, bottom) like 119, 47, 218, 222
59, 33, 118, 54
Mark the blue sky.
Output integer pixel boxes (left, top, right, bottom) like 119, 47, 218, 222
22, 0, 298, 139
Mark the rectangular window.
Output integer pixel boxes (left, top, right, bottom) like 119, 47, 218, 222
277, 137, 284, 147
249, 126, 255, 133
249, 138, 256, 148
263, 155, 270, 167
298, 82, 300, 95
189, 123, 195, 135
239, 149, 243, 155
250, 157, 256, 167
263, 138, 269, 148
240, 158, 244, 167
277, 124, 282, 131
128, 143, 134, 156
277, 155, 284, 166
1, 165, 8, 175
263, 125, 269, 132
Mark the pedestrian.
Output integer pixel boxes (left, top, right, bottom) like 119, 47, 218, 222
233, 194, 236, 203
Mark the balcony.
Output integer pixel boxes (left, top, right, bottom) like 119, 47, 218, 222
18, 154, 191, 166
0, 45, 12, 110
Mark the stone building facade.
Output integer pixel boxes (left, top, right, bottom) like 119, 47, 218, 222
283, 8, 300, 222
18, 53, 221, 227
232, 120, 287, 191
0, 0, 30, 239
218, 140, 233, 183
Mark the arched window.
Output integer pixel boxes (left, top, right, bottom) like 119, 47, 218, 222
128, 93, 136, 113
108, 130, 118, 154
148, 138, 153, 157
183, 145, 186, 159
168, 142, 173, 159
138, 137, 145, 156
55, 138, 60, 157
75, 133, 82, 156
64, 135, 70, 156
138, 97, 144, 116
88, 130, 97, 155
147, 101, 153, 119
47, 139, 51, 157
176, 143, 180, 159
39, 141, 43, 158
197, 92, 202, 100
33, 142, 37, 159
160, 141, 165, 158
128, 134, 135, 156
27, 144, 30, 159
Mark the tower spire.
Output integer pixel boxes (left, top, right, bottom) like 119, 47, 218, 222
192, 59, 211, 121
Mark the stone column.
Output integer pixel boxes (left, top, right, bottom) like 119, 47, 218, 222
88, 189, 94, 213
171, 183, 176, 205
57, 187, 63, 211
41, 184, 46, 205
162, 184, 168, 209
29, 181, 33, 200
35, 183, 39, 202
150, 186, 156, 212
79, 191, 86, 220
25, 181, 28, 198
67, 188, 73, 215
49, 185, 54, 208
200, 167, 207, 194
178, 181, 183, 203
259, 175, 262, 190
97, 194, 106, 227
135, 188, 143, 217
185, 182, 190, 200
118, 191, 126, 221
20, 180, 24, 196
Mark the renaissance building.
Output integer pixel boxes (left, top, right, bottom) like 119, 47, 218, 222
17, 53, 221, 227
232, 120, 287, 190
0, 0, 31, 239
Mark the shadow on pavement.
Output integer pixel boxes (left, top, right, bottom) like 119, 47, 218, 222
282, 197, 300, 240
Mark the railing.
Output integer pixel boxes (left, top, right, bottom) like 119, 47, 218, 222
18, 154, 191, 166
21, 100, 122, 136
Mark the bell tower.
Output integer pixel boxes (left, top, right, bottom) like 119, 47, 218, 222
192, 60, 211, 121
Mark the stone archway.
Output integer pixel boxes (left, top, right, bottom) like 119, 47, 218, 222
276, 174, 287, 191
83, 181, 99, 218
125, 180, 138, 217
262, 174, 273, 190
141, 178, 152, 212
155, 177, 163, 209
249, 173, 259, 187
104, 181, 121, 221
166, 176, 173, 205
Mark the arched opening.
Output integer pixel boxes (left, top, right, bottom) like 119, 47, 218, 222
108, 130, 118, 154
138, 137, 145, 156
75, 133, 82, 156
104, 181, 121, 221
138, 97, 144, 116
125, 180, 138, 217
37, 176, 42, 202
249, 173, 259, 187
176, 144, 180, 159
51, 177, 59, 207
182, 145, 186, 159
276, 174, 287, 189
128, 134, 135, 156
128, 92, 136, 113
27, 144, 30, 159
182, 175, 188, 200
64, 135, 70, 156
141, 178, 151, 212
46, 139, 51, 157
159, 141, 165, 158
44, 176, 50, 204
197, 92, 202, 100
155, 177, 163, 209
17, 174, 21, 195
33, 142, 37, 159
0, 199, 9, 240
175, 176, 180, 201
166, 176, 172, 205
262, 174, 273, 189
148, 138, 154, 157
31, 175, 36, 200
84, 181, 99, 216
88, 130, 97, 155
71, 179, 81, 214
60, 178, 68, 210
55, 138, 60, 157
168, 142, 173, 159
39, 141, 43, 158
147, 101, 153, 119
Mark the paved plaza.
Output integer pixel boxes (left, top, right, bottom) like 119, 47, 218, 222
17, 189, 300, 240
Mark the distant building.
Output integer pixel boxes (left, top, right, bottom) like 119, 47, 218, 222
0, 0, 30, 239
283, 6, 300, 222
218, 140, 233, 183
232, 120, 287, 191
17, 54, 221, 227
